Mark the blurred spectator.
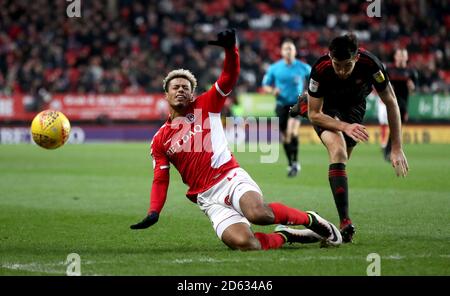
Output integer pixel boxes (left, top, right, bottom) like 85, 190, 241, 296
0, 0, 448, 96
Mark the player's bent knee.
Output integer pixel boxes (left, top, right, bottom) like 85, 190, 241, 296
226, 236, 260, 251
243, 204, 274, 225
240, 192, 273, 225
221, 223, 261, 251
330, 148, 348, 163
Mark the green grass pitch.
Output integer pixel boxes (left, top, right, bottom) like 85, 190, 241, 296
0, 142, 449, 275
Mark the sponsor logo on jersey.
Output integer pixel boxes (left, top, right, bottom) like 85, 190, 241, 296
167, 124, 203, 155
309, 78, 319, 92
373, 70, 385, 83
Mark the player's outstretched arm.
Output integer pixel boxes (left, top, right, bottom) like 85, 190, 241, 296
130, 170, 169, 230
131, 141, 170, 230
378, 82, 409, 177
208, 29, 240, 97
130, 175, 168, 230
308, 94, 369, 142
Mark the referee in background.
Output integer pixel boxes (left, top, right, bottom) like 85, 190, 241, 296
262, 40, 311, 177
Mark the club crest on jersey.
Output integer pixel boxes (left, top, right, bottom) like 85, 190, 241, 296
185, 113, 196, 123
224, 195, 232, 206
309, 78, 319, 92
373, 70, 385, 83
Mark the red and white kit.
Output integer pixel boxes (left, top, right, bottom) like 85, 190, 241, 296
148, 47, 261, 238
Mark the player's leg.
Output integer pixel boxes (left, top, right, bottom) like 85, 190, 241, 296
197, 169, 286, 251
340, 135, 357, 242
321, 129, 348, 163
238, 190, 306, 225
320, 130, 354, 242
221, 223, 262, 251
223, 223, 333, 250
286, 116, 301, 177
237, 190, 341, 246
205, 168, 341, 250
401, 102, 408, 123
200, 202, 265, 251
276, 105, 292, 171
215, 192, 286, 251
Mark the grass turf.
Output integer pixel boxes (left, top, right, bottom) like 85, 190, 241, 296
0, 142, 449, 275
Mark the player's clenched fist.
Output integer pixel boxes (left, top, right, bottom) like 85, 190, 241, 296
343, 123, 369, 142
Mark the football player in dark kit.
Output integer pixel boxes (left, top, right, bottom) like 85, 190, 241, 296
383, 48, 417, 160
290, 34, 409, 243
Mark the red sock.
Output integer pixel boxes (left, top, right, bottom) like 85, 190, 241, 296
268, 202, 310, 225
254, 232, 285, 250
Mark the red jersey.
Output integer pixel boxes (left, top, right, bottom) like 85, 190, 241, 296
148, 47, 240, 214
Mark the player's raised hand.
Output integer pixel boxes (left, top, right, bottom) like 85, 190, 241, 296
207, 28, 236, 49
343, 123, 369, 142
390, 149, 409, 177
130, 211, 159, 230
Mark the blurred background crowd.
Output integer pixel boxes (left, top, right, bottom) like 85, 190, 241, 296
0, 0, 449, 99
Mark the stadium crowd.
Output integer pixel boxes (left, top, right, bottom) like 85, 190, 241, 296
0, 0, 449, 98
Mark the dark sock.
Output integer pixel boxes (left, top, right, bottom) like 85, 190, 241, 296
290, 137, 299, 163
328, 163, 349, 222
283, 143, 292, 166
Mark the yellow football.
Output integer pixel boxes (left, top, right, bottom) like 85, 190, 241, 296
31, 110, 71, 149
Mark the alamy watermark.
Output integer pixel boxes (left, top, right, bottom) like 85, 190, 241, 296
66, 253, 81, 276
158, 109, 280, 164
366, 253, 381, 276
66, 0, 81, 18
366, 0, 381, 18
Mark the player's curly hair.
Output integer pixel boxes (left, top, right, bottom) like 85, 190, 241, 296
329, 33, 358, 61
163, 69, 197, 93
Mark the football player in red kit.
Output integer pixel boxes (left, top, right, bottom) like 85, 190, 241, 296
130, 29, 342, 251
